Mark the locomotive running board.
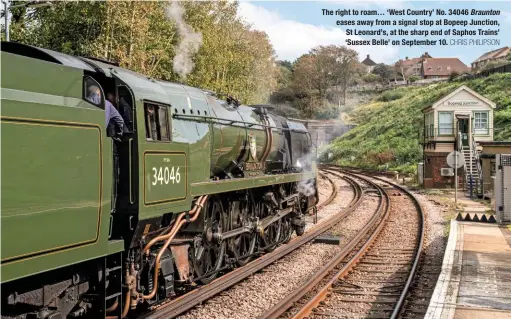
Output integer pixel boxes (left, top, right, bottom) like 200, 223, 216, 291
191, 171, 316, 196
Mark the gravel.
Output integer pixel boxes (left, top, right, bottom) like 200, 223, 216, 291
398, 191, 453, 318
309, 186, 420, 319
316, 173, 333, 204
303, 173, 354, 233
370, 176, 454, 318
178, 173, 381, 319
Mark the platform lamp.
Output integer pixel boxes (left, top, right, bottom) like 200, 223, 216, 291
2, 0, 52, 42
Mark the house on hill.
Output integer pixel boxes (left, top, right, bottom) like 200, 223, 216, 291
421, 58, 470, 79
395, 52, 432, 79
394, 52, 468, 80
471, 46, 510, 71
361, 54, 376, 73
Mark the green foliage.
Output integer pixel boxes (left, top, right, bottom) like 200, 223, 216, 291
272, 104, 302, 118
314, 103, 340, 120
323, 73, 511, 174
408, 75, 420, 83
269, 45, 364, 119
279, 60, 293, 71
362, 73, 380, 83
371, 63, 395, 82
448, 71, 460, 82
375, 89, 405, 102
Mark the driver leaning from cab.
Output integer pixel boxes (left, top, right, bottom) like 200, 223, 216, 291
86, 85, 124, 142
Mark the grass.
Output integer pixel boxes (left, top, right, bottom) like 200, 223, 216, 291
321, 73, 511, 174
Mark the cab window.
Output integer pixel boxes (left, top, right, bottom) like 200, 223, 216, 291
83, 76, 104, 109
144, 102, 170, 142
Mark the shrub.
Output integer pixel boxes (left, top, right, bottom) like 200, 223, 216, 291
448, 71, 459, 82
408, 75, 420, 83
314, 103, 340, 120
362, 73, 380, 83
375, 90, 405, 102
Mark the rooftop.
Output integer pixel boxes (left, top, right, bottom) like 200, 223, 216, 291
472, 46, 510, 64
361, 54, 376, 66
422, 58, 469, 76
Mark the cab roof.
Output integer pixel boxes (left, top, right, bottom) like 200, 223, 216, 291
1, 41, 96, 72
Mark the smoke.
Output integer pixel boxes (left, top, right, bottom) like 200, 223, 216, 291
166, 1, 203, 79
295, 151, 318, 197
298, 179, 316, 197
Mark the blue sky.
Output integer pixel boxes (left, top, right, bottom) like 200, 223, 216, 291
238, 1, 511, 66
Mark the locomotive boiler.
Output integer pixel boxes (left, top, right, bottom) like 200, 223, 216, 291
0, 41, 318, 319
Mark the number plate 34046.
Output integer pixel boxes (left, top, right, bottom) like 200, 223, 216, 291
144, 153, 187, 205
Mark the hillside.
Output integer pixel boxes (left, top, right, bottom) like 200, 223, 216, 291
322, 73, 511, 174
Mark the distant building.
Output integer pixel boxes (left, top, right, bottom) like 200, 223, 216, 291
421, 57, 470, 79
361, 54, 376, 73
395, 52, 432, 79
394, 52, 469, 80
471, 46, 510, 71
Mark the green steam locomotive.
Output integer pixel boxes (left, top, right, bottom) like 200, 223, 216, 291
0, 42, 318, 319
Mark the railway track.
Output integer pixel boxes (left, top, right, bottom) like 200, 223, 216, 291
138, 170, 361, 319
261, 166, 424, 319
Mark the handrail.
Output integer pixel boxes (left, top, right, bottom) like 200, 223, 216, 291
457, 132, 463, 152
471, 135, 483, 192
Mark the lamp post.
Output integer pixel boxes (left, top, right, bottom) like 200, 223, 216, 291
2, 0, 51, 42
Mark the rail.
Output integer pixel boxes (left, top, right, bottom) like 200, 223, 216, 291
139, 170, 359, 319
261, 168, 389, 319
316, 171, 337, 210
276, 165, 424, 319
337, 166, 425, 319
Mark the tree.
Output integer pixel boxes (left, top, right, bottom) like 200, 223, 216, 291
394, 59, 408, 81
276, 64, 293, 88
372, 63, 395, 84
279, 60, 293, 71
8, 0, 279, 104
315, 45, 359, 107
292, 54, 317, 117
9, 1, 178, 79
293, 45, 359, 108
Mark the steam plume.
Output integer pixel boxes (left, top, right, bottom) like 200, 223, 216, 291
166, 1, 203, 79
296, 151, 318, 197
298, 179, 316, 197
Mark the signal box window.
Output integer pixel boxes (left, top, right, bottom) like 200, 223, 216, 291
144, 103, 170, 142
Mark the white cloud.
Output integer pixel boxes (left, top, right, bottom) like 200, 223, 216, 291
237, 2, 399, 64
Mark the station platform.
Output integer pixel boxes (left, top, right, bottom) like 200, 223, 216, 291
425, 219, 511, 318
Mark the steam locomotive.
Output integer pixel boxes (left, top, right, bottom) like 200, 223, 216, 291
0, 42, 318, 319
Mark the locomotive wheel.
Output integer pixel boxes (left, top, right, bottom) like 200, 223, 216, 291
192, 197, 226, 285
258, 197, 281, 252
278, 184, 295, 244
280, 216, 294, 244
229, 200, 257, 266
262, 218, 281, 252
